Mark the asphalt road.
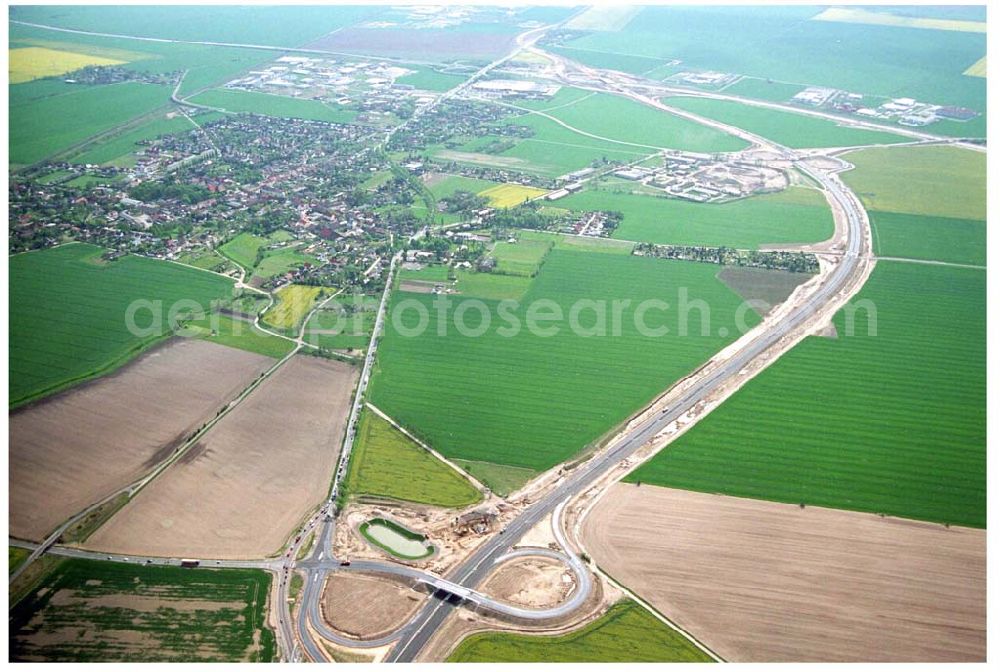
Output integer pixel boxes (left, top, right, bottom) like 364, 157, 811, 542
290, 498, 589, 659
10, 20, 877, 663
384, 158, 868, 661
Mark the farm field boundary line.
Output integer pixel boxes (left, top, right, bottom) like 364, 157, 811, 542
563, 456, 722, 662
876, 256, 986, 270
280, 19, 570, 652
32, 102, 176, 169
385, 68, 876, 659
541, 45, 985, 135
10, 19, 448, 68
364, 403, 490, 495
8, 342, 303, 584
482, 97, 668, 151
537, 48, 986, 150
10, 276, 346, 581
796, 250, 988, 271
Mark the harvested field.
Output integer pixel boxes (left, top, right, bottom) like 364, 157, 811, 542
582, 484, 986, 662
85, 356, 358, 558
9, 339, 271, 542
321, 572, 423, 639
480, 556, 574, 609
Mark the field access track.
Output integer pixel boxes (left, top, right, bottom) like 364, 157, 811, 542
85, 356, 358, 559
9, 339, 272, 542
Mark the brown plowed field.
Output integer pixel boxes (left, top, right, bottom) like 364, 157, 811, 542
85, 356, 358, 558
321, 572, 423, 639
9, 339, 272, 541
582, 484, 985, 662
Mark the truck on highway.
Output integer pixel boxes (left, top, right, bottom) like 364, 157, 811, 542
180, 559, 201, 568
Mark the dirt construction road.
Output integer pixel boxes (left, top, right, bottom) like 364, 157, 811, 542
582, 484, 985, 662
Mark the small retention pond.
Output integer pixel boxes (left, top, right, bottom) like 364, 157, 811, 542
359, 518, 435, 560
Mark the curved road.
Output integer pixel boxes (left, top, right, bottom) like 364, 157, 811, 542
384, 159, 869, 661
291, 498, 590, 659
11, 21, 883, 664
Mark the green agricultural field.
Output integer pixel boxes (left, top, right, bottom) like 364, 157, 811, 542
220, 232, 268, 270
370, 249, 756, 473
395, 67, 467, 92
451, 459, 537, 497
69, 114, 219, 166
11, 4, 372, 46
547, 45, 671, 77
34, 169, 74, 184
190, 88, 358, 124
253, 247, 321, 281
9, 559, 275, 662
304, 303, 376, 352
514, 86, 597, 111
491, 239, 553, 276
841, 145, 986, 221
553, 5, 985, 112
425, 174, 498, 200
722, 77, 810, 102
344, 409, 482, 508
518, 230, 636, 255
435, 115, 652, 178
9, 22, 281, 98
268, 229, 295, 242
9, 547, 30, 575
666, 96, 909, 148
175, 249, 231, 272
64, 174, 122, 189
452, 270, 532, 301
400, 264, 452, 282
449, 600, 712, 662
558, 186, 833, 248
9, 82, 170, 166
540, 92, 748, 152
840, 145, 985, 265
629, 262, 986, 528
9, 244, 234, 407
869, 212, 985, 266
497, 136, 645, 178
184, 313, 296, 359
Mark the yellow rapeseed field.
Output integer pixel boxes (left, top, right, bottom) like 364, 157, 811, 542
264, 285, 323, 330
813, 7, 986, 34
9, 47, 126, 84
964, 56, 987, 78
478, 184, 548, 208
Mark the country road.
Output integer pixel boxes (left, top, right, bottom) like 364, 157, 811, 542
385, 157, 871, 663
11, 17, 978, 665
382, 57, 877, 659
